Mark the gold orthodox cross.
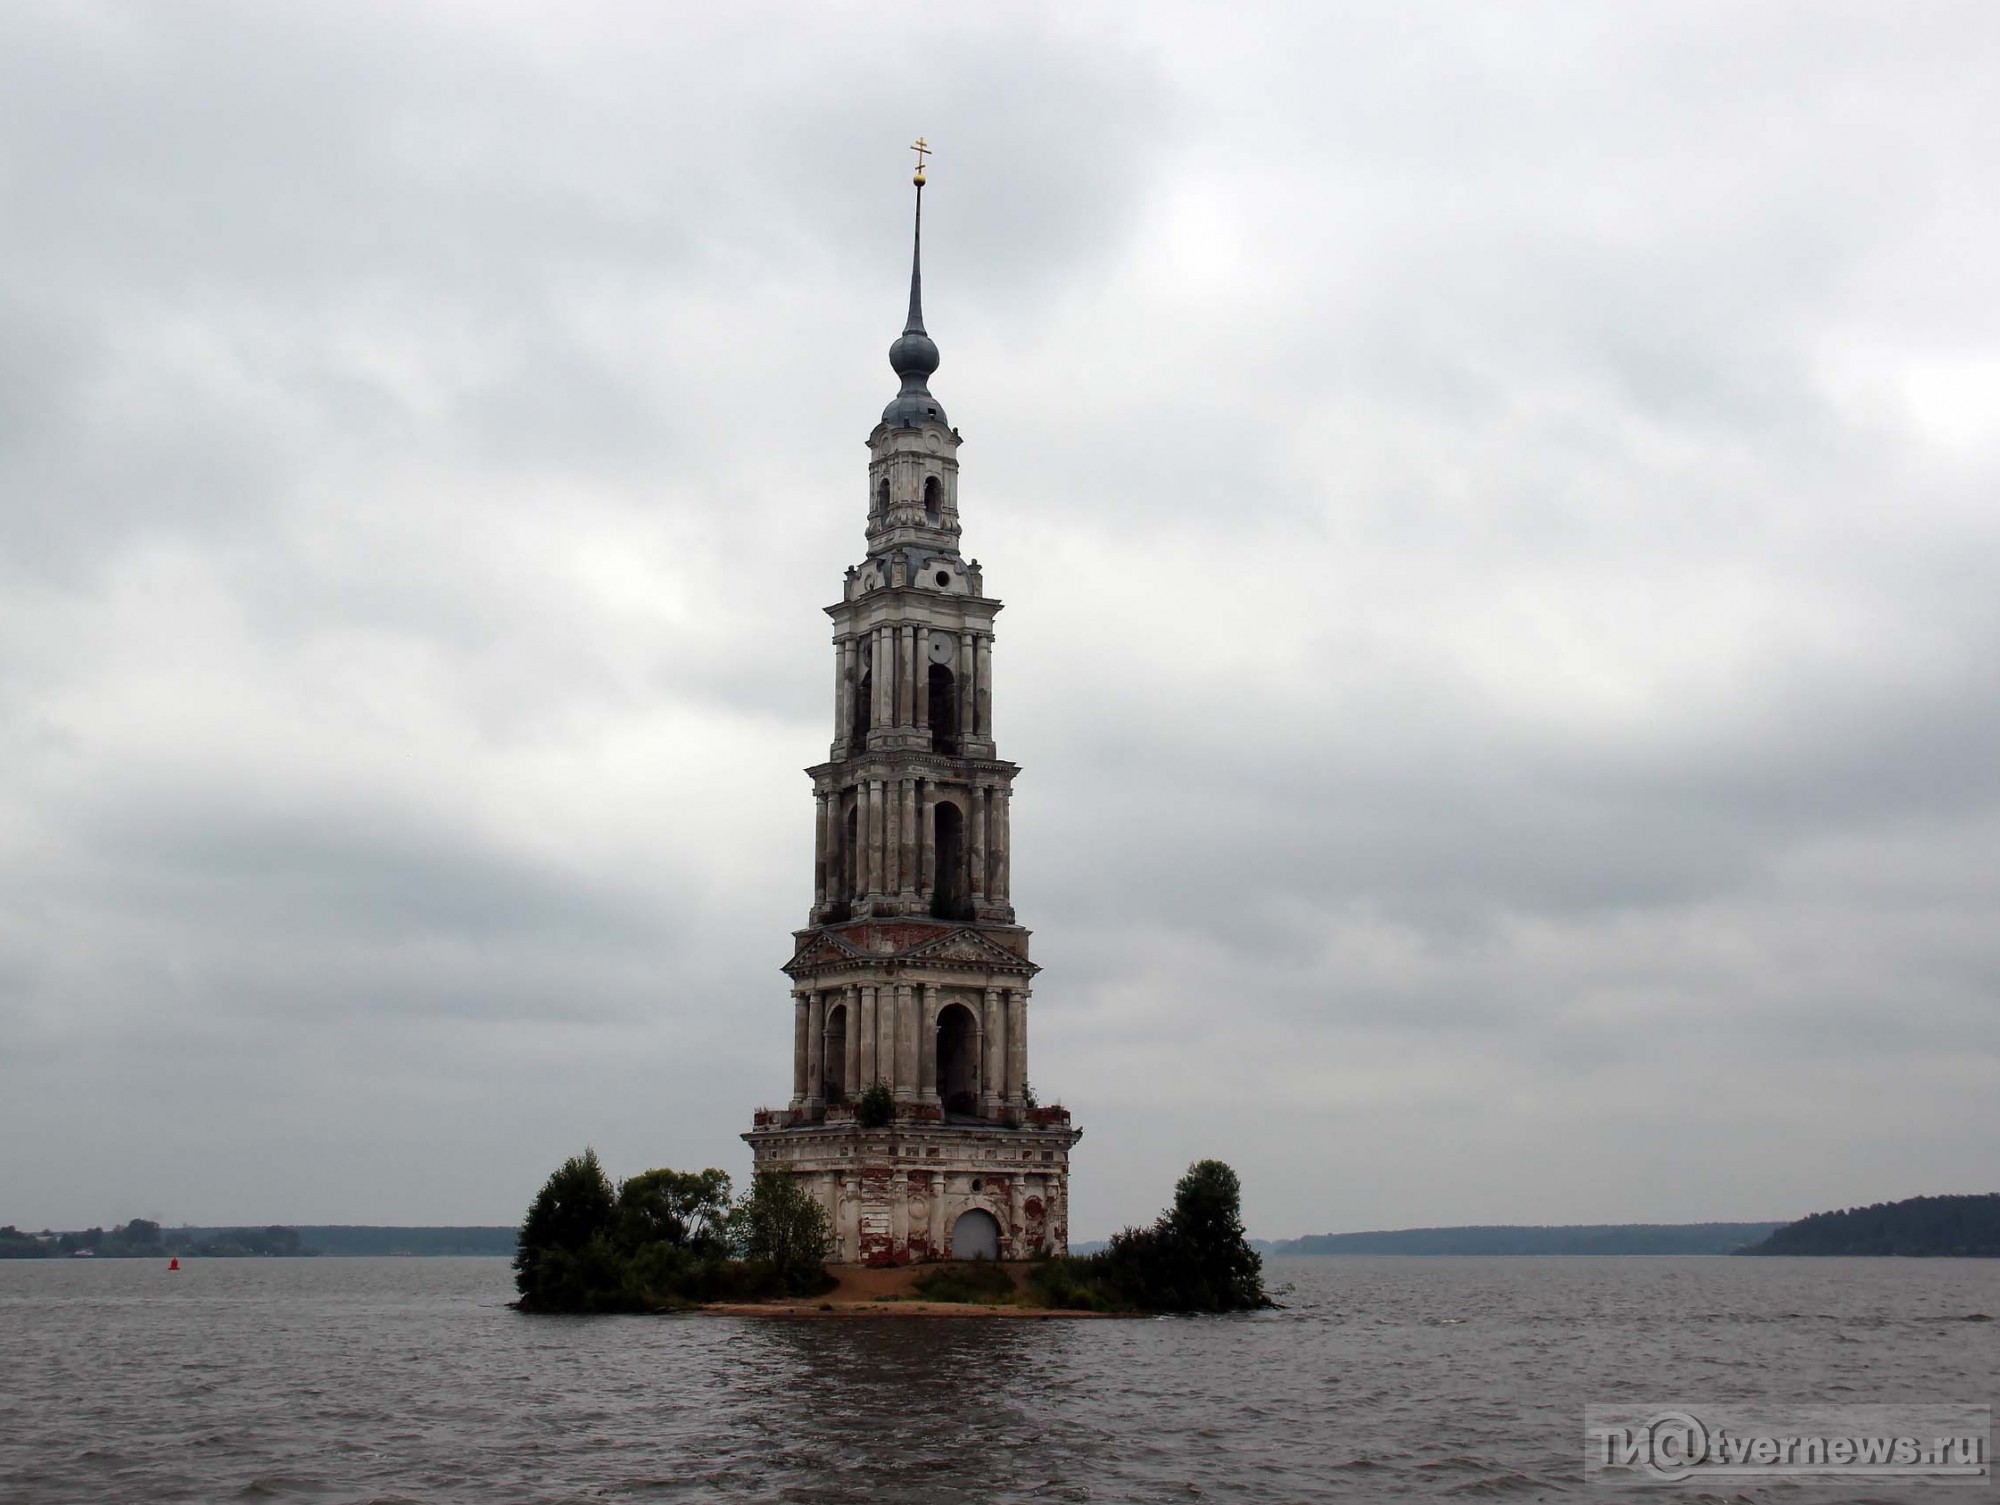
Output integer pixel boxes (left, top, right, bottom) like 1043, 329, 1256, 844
911, 137, 931, 185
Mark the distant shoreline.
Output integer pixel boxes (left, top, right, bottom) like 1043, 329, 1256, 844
1075, 1222, 1787, 1259
1, 1225, 519, 1259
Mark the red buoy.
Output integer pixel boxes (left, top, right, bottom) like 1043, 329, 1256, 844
167, 1257, 180, 1272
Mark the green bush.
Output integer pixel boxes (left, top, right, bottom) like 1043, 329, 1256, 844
912, 1261, 1017, 1304
856, 1079, 895, 1128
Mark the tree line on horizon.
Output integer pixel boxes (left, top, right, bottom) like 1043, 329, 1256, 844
0, 1220, 316, 1259
1, 1223, 523, 1258
1737, 1194, 2000, 1257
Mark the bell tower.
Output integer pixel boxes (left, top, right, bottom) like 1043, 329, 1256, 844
744, 145, 1080, 1266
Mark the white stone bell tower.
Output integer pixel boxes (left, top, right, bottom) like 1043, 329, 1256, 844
743, 145, 1080, 1265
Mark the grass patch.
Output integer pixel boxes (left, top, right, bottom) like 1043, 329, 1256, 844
911, 1261, 1018, 1304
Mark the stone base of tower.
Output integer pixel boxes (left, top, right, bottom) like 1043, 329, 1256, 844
744, 1113, 1080, 1267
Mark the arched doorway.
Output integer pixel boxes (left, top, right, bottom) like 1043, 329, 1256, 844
952, 1208, 1000, 1260
936, 1002, 978, 1115
928, 664, 958, 755
823, 1003, 848, 1103
931, 799, 969, 919
923, 475, 941, 527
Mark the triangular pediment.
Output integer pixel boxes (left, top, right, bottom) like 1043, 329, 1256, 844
902, 927, 1035, 971
784, 931, 871, 976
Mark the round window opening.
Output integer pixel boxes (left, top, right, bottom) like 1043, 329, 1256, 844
936, 570, 951, 588
970, 1178, 983, 1193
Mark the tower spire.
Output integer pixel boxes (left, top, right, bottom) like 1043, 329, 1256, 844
883, 139, 946, 428
905, 138, 928, 337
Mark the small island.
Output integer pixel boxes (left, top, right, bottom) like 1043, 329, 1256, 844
512, 1151, 1269, 1316
1737, 1193, 2000, 1257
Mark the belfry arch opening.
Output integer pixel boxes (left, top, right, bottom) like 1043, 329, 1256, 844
824, 1002, 848, 1102
931, 799, 970, 920
874, 478, 890, 521
928, 664, 958, 755
854, 645, 872, 742
841, 801, 858, 907
923, 475, 941, 526
936, 1002, 979, 1116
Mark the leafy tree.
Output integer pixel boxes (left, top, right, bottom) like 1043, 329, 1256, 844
1163, 1159, 1266, 1311
514, 1154, 833, 1312
856, 1079, 895, 1128
514, 1148, 617, 1308
1030, 1158, 1270, 1313
121, 1219, 163, 1247
615, 1168, 733, 1258
731, 1170, 834, 1289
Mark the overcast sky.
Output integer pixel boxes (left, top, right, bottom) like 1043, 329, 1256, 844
4, 1, 1998, 1238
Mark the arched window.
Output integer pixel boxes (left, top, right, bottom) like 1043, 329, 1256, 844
923, 475, 941, 526
874, 478, 890, 519
931, 799, 970, 920
928, 664, 957, 756
936, 1002, 979, 1116
824, 1003, 848, 1103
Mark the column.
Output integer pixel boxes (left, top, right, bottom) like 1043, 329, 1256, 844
928, 1171, 947, 1254
854, 782, 868, 896
832, 639, 847, 749
843, 986, 860, 1100
807, 991, 826, 1108
1009, 1175, 1026, 1258
867, 779, 884, 897
993, 785, 1011, 903
959, 629, 975, 744
876, 627, 893, 730
884, 776, 900, 895
915, 636, 930, 729
894, 982, 916, 1102
975, 633, 993, 740
812, 790, 828, 907
980, 987, 1003, 1117
897, 625, 915, 726
858, 985, 877, 1091
919, 781, 935, 899
969, 785, 987, 900
878, 985, 900, 1087
842, 638, 858, 743
899, 780, 917, 899
1006, 989, 1029, 1108
791, 992, 808, 1108
918, 983, 938, 1103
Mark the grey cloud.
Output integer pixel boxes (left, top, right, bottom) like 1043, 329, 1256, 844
3, 0, 1998, 1234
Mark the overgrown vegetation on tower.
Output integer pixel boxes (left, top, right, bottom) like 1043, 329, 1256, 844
1030, 1159, 1272, 1313
513, 1150, 833, 1312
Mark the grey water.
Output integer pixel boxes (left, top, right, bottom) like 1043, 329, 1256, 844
2, 1255, 1994, 1503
